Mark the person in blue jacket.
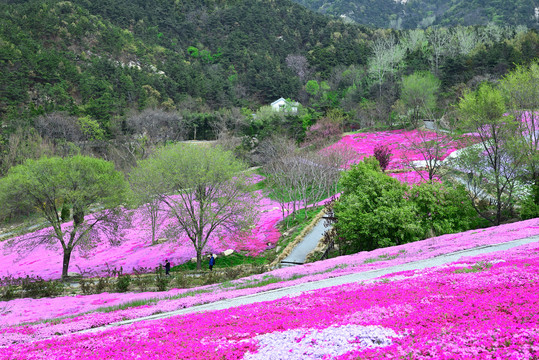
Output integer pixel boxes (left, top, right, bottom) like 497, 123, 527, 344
209, 254, 215, 271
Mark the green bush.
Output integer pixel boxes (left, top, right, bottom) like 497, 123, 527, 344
21, 276, 64, 298
408, 181, 479, 236
334, 158, 480, 254
519, 194, 539, 220
334, 158, 423, 253
115, 274, 131, 293
0, 285, 16, 301
154, 265, 170, 291
95, 277, 110, 293
79, 278, 95, 295
132, 267, 153, 292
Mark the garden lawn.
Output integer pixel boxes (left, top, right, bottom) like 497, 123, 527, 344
1, 233, 538, 359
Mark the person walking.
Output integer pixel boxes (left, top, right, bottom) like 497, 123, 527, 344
165, 259, 171, 276
209, 254, 215, 271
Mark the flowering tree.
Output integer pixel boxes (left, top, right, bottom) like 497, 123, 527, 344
373, 144, 391, 171
0, 156, 128, 279
132, 143, 258, 270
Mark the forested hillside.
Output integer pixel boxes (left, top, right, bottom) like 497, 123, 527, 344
292, 0, 539, 29
0, 0, 538, 186
0, 0, 370, 119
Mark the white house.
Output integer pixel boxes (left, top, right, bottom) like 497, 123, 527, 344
270, 97, 299, 113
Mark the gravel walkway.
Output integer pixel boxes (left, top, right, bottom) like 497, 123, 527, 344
79, 234, 539, 335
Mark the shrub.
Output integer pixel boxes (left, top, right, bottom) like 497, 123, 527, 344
79, 278, 95, 295
95, 277, 110, 293
115, 275, 131, 293
408, 181, 480, 237
519, 194, 539, 220
0, 285, 16, 301
154, 265, 170, 291
373, 144, 391, 171
173, 273, 188, 288
334, 159, 479, 254
334, 159, 423, 253
21, 276, 64, 298
132, 267, 152, 292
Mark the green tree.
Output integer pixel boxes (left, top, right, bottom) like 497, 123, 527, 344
333, 157, 479, 254
452, 83, 524, 225
400, 71, 440, 127
0, 156, 128, 279
499, 61, 539, 207
334, 158, 422, 253
131, 144, 258, 270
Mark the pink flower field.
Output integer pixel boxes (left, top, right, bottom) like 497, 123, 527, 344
1, 218, 538, 354
1, 129, 538, 359
0, 191, 283, 280
327, 129, 470, 170
0, 129, 470, 281
1, 221, 538, 359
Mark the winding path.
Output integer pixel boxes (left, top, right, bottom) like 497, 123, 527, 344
78, 234, 539, 335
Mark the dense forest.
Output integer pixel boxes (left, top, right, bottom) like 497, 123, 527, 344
0, 0, 538, 182
293, 0, 539, 29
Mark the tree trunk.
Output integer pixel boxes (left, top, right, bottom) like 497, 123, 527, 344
196, 246, 202, 271
534, 177, 539, 206
62, 247, 73, 280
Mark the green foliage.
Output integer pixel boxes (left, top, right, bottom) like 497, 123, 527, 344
458, 83, 506, 129
407, 182, 480, 236
21, 276, 65, 298
454, 261, 492, 273
154, 265, 170, 291
334, 158, 479, 254
0, 155, 128, 278
305, 80, 320, 96
115, 274, 131, 293
455, 82, 524, 225
334, 159, 422, 252
132, 143, 256, 270
78, 116, 105, 141
293, 0, 539, 29
400, 71, 440, 127
519, 194, 539, 220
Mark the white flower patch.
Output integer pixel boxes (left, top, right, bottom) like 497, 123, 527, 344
243, 324, 398, 360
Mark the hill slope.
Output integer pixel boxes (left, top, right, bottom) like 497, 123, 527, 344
0, 0, 371, 121
292, 0, 539, 29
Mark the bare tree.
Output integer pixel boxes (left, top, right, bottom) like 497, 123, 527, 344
368, 34, 406, 98
285, 54, 312, 83
34, 112, 83, 143
427, 27, 451, 75
403, 127, 453, 183
265, 138, 348, 222
126, 108, 187, 145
